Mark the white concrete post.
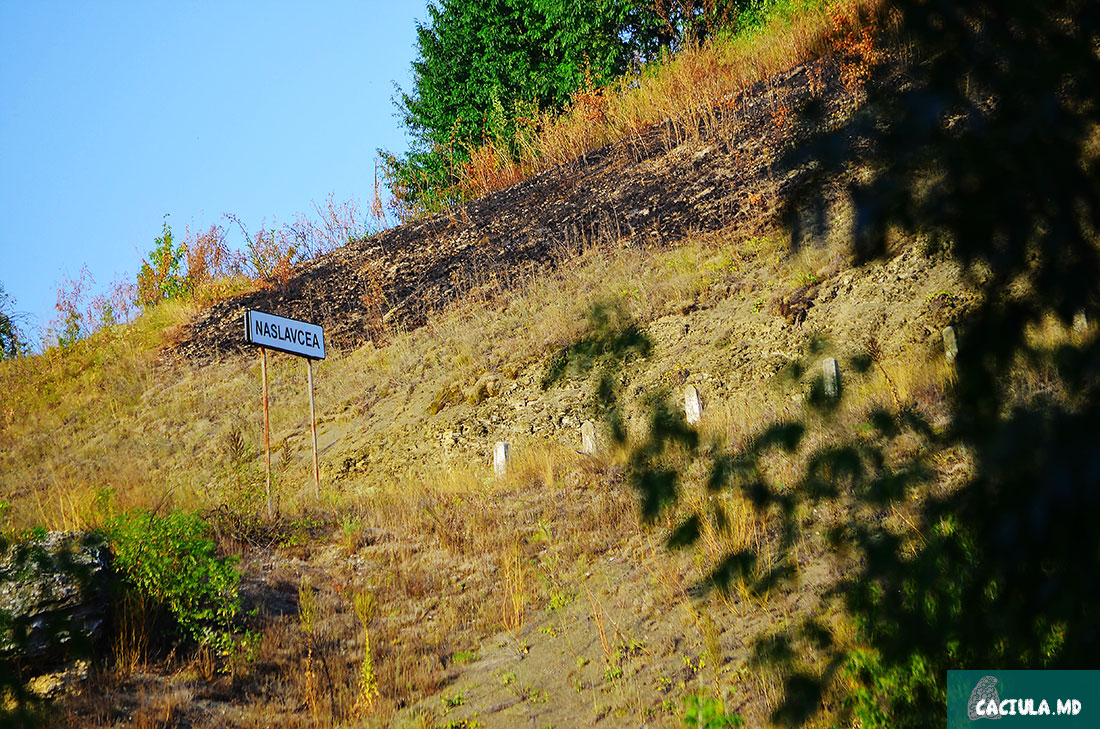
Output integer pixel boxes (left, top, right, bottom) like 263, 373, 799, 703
943, 326, 958, 363
684, 385, 703, 425
823, 358, 840, 398
581, 421, 598, 455
493, 441, 510, 476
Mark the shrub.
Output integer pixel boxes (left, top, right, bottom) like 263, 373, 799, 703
838, 648, 940, 729
0, 283, 28, 360
682, 693, 744, 728
136, 222, 187, 307
103, 509, 240, 653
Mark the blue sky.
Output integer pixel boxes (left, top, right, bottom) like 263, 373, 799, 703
1, 1, 426, 340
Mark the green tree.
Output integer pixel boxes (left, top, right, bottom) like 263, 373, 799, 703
400, 0, 643, 153
136, 221, 187, 308
386, 0, 676, 212
385, 0, 768, 213
0, 283, 28, 360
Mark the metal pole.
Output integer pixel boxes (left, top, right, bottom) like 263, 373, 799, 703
307, 358, 320, 502
261, 346, 273, 520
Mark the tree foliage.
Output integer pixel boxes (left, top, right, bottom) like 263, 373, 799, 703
386, 0, 759, 212
768, 1, 1100, 720
0, 283, 28, 360
136, 221, 187, 308
552, 0, 1100, 723
660, 0, 1098, 723
400, 0, 648, 153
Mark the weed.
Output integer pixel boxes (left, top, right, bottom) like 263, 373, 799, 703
837, 647, 939, 729
604, 661, 624, 682
451, 649, 479, 666
795, 270, 821, 287
440, 720, 482, 729
136, 222, 187, 308
441, 689, 466, 710
340, 514, 366, 554
681, 693, 744, 728
353, 590, 379, 715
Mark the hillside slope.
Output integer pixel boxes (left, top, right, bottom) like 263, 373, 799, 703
175, 53, 857, 360
47, 217, 973, 728
5, 43, 985, 729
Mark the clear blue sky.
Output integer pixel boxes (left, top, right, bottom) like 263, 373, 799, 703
1, 1, 426, 341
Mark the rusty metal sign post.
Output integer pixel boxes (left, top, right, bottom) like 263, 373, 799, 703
260, 345, 272, 517
244, 310, 326, 518
306, 358, 320, 501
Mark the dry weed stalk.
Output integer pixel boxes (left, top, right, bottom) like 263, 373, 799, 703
585, 586, 613, 661
500, 537, 528, 637
298, 580, 322, 724
353, 590, 379, 716
112, 592, 151, 679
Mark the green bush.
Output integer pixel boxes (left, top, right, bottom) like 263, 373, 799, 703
103, 509, 240, 652
837, 648, 941, 729
136, 222, 187, 307
682, 693, 744, 728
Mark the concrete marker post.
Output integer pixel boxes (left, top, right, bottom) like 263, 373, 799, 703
823, 357, 840, 399
684, 385, 703, 426
943, 326, 959, 363
494, 441, 510, 477
581, 421, 598, 455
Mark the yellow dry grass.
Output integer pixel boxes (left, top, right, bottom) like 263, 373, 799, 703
455, 0, 882, 200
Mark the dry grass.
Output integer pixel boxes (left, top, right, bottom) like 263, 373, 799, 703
5, 0, 902, 528
453, 0, 882, 201
6, 203, 970, 729
0, 0, 897, 534
0, 213, 942, 534
0, 5, 983, 726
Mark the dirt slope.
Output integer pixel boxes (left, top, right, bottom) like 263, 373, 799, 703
174, 54, 856, 360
